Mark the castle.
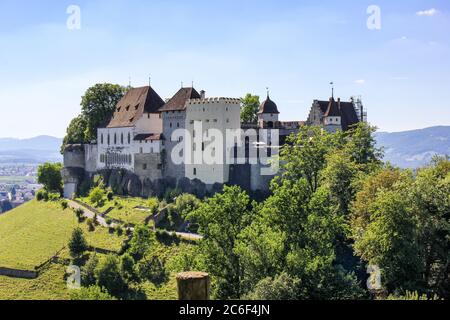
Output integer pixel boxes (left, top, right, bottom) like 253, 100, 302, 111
62, 85, 365, 199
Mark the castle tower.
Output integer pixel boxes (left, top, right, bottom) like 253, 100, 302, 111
257, 93, 280, 128
323, 97, 342, 132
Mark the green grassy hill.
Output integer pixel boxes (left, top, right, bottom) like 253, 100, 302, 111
0, 199, 197, 300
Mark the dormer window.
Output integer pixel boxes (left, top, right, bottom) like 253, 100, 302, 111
135, 104, 139, 110
126, 105, 130, 111
117, 107, 121, 112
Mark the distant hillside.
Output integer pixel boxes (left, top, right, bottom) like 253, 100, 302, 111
0, 136, 62, 164
375, 126, 450, 168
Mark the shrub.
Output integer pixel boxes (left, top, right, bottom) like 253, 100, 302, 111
48, 192, 61, 202
69, 227, 89, 258
106, 189, 114, 201
89, 187, 106, 207
86, 218, 96, 232
94, 255, 127, 297
36, 189, 48, 202
244, 273, 302, 300
61, 200, 69, 210
70, 286, 116, 301
81, 253, 99, 286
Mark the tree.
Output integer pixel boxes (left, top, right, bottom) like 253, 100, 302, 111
61, 115, 88, 153
188, 185, 255, 299
353, 186, 422, 292
94, 254, 127, 297
412, 156, 450, 297
69, 228, 88, 258
244, 273, 302, 300
280, 126, 340, 194
80, 83, 127, 141
120, 253, 136, 282
344, 122, 383, 169
81, 253, 99, 286
240, 94, 260, 124
37, 162, 63, 193
70, 286, 117, 300
127, 225, 155, 261
89, 186, 106, 207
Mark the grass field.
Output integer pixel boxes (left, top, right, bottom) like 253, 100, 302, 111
0, 263, 70, 300
0, 200, 126, 270
78, 196, 155, 225
0, 199, 197, 300
0, 176, 36, 184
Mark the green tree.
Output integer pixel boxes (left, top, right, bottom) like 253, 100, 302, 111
94, 254, 127, 297
81, 83, 127, 141
353, 185, 422, 292
127, 225, 155, 261
61, 115, 88, 153
37, 162, 63, 193
120, 253, 136, 282
188, 185, 255, 299
81, 253, 99, 286
280, 126, 340, 193
240, 94, 260, 124
89, 186, 106, 207
69, 227, 88, 258
412, 156, 450, 297
70, 285, 117, 300
344, 122, 383, 169
244, 273, 302, 300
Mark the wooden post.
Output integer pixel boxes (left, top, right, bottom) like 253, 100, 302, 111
177, 272, 210, 300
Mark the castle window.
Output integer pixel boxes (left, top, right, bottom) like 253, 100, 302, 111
177, 123, 180, 128
128, 133, 131, 144
121, 133, 124, 144
170, 123, 173, 128
143, 164, 147, 170
107, 134, 110, 145
101, 134, 104, 144
157, 164, 162, 170
193, 168, 197, 176
114, 133, 117, 144
140, 147, 143, 154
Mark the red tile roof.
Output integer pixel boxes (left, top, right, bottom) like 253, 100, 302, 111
159, 87, 201, 112
107, 86, 164, 128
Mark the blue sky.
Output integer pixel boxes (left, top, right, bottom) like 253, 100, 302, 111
0, 0, 449, 138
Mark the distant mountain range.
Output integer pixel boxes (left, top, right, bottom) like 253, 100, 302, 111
375, 126, 450, 168
0, 136, 62, 164
0, 127, 448, 168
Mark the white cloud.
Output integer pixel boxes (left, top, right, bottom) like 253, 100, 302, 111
355, 79, 366, 85
416, 8, 438, 17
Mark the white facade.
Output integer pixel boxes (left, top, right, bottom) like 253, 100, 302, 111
184, 98, 241, 184
258, 113, 279, 128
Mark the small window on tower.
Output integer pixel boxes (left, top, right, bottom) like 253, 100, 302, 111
193, 168, 197, 176
143, 164, 147, 170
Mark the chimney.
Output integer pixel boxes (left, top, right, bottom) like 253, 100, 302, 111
200, 90, 206, 99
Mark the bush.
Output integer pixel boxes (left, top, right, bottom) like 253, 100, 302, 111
94, 255, 127, 297
69, 228, 89, 258
86, 218, 96, 232
61, 200, 69, 210
81, 253, 99, 286
244, 273, 302, 300
48, 192, 61, 202
36, 189, 48, 202
106, 189, 114, 201
89, 187, 106, 207
70, 286, 116, 301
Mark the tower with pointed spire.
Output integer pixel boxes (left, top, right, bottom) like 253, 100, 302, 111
257, 90, 280, 128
